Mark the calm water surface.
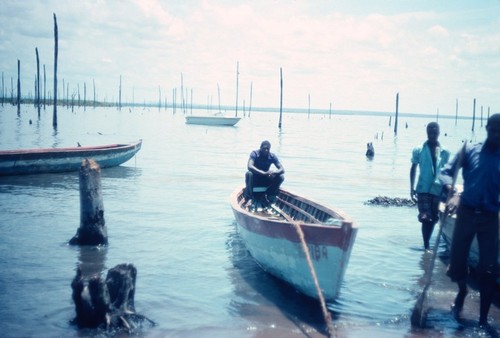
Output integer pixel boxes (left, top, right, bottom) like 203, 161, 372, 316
0, 104, 496, 337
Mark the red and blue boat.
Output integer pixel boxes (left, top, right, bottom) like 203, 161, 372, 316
230, 186, 358, 300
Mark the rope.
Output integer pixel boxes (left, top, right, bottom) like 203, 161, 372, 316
292, 221, 335, 337
269, 202, 335, 336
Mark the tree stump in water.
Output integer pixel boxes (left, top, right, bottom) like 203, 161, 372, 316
71, 263, 155, 331
69, 159, 108, 245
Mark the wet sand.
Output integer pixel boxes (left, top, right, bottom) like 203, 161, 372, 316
423, 253, 500, 337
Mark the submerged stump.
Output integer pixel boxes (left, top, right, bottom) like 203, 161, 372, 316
71, 263, 155, 331
70, 159, 108, 245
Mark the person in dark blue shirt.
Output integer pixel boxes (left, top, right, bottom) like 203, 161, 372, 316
440, 113, 500, 328
245, 140, 285, 205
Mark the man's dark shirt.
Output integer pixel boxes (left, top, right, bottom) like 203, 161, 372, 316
440, 142, 499, 213
250, 150, 281, 172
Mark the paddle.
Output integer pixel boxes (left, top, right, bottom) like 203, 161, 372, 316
269, 202, 335, 337
411, 142, 465, 328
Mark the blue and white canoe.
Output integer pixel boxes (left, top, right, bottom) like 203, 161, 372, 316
0, 140, 142, 176
230, 186, 358, 301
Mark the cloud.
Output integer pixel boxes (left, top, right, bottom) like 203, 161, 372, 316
0, 0, 499, 113
428, 24, 449, 38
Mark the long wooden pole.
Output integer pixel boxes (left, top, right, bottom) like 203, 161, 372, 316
52, 13, 58, 127
35, 47, 40, 113
1, 72, 3, 106
471, 98, 476, 132
16, 59, 20, 115
278, 67, 283, 129
394, 92, 399, 136
43, 65, 46, 109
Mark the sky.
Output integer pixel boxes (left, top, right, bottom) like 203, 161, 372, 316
0, 0, 499, 115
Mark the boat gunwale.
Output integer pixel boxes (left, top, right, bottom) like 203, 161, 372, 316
0, 140, 142, 156
230, 186, 356, 230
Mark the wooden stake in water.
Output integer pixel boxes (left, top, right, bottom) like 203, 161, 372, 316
278, 67, 283, 129
52, 13, 58, 127
394, 92, 399, 136
69, 159, 108, 246
472, 98, 476, 132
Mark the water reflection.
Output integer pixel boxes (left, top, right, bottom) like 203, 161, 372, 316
100, 165, 142, 180
0, 165, 141, 190
0, 172, 79, 190
52, 125, 60, 148
225, 222, 331, 335
76, 245, 108, 278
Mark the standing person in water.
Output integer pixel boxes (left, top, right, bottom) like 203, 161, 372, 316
410, 122, 450, 251
440, 113, 500, 328
245, 140, 285, 205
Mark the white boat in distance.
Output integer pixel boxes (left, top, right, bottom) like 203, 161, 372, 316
185, 114, 241, 126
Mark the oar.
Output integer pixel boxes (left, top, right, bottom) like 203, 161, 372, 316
269, 202, 335, 337
411, 142, 465, 327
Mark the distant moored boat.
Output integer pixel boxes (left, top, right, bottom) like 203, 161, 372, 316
185, 114, 241, 126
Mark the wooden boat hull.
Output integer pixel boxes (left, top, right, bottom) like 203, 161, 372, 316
0, 140, 142, 176
441, 210, 500, 268
185, 116, 241, 126
230, 187, 358, 300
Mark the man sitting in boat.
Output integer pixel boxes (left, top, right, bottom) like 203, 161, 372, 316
245, 140, 285, 206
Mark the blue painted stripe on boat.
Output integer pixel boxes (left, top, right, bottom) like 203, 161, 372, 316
238, 224, 346, 300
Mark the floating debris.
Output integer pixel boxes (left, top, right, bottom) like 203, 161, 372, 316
365, 196, 416, 207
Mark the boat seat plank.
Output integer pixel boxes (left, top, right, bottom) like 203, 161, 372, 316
277, 197, 321, 224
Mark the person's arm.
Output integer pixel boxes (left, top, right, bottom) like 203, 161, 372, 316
439, 152, 459, 190
439, 144, 466, 214
410, 163, 418, 202
269, 153, 284, 177
247, 158, 267, 176
410, 148, 419, 202
271, 161, 284, 176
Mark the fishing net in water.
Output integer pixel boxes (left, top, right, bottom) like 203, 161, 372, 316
364, 196, 416, 207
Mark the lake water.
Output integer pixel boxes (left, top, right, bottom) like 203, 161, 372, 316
0, 103, 496, 337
